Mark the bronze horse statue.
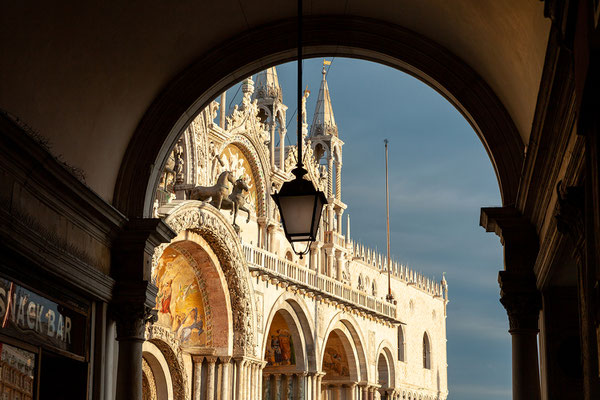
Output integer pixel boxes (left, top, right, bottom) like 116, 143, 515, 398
187, 170, 236, 209
219, 178, 251, 228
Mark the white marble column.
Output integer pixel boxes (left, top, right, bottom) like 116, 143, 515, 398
221, 357, 232, 400
193, 356, 204, 400
299, 372, 307, 400
235, 359, 245, 400
206, 357, 217, 399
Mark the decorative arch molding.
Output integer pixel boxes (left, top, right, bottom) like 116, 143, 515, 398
154, 201, 257, 356
320, 312, 370, 383
262, 291, 317, 372
114, 15, 523, 218
217, 134, 269, 218
143, 334, 188, 400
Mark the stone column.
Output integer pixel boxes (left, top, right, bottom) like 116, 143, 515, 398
335, 250, 343, 280
336, 209, 342, 233
221, 357, 232, 400
481, 207, 542, 400
246, 362, 252, 400
499, 271, 542, 400
325, 248, 334, 278
334, 385, 342, 400
193, 356, 204, 400
347, 384, 356, 400
235, 358, 245, 400
206, 357, 217, 399
271, 121, 276, 168
279, 130, 286, 170
112, 219, 175, 400
286, 373, 294, 399
264, 374, 270, 400
335, 161, 342, 200
113, 282, 157, 400
361, 385, 368, 400
275, 374, 282, 400
327, 157, 333, 197
299, 372, 307, 400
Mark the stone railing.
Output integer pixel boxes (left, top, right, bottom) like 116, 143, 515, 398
242, 244, 398, 322
323, 231, 347, 248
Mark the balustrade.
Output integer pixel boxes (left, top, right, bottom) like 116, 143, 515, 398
243, 244, 397, 321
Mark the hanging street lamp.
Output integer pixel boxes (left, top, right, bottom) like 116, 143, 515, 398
271, 0, 328, 257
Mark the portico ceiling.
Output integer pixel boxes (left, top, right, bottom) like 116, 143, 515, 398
0, 0, 550, 202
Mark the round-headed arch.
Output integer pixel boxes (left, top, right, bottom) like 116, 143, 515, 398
262, 293, 317, 372
376, 340, 397, 388
320, 312, 369, 383
114, 15, 523, 218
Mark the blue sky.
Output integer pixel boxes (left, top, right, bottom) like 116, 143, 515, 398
229, 58, 510, 400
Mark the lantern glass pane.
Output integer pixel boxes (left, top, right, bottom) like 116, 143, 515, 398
311, 195, 325, 237
278, 195, 316, 238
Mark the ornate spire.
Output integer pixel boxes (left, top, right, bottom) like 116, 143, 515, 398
253, 66, 282, 101
310, 65, 338, 137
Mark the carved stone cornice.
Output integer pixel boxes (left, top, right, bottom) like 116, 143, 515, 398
499, 271, 542, 333
554, 181, 585, 254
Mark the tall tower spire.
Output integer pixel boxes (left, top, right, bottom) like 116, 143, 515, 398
310, 65, 338, 137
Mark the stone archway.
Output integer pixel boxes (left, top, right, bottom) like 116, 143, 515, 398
261, 293, 317, 400
114, 16, 522, 219
321, 328, 360, 400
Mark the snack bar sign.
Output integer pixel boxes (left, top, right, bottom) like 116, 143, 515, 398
0, 278, 86, 357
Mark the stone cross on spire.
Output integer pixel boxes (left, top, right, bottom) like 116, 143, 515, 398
310, 64, 338, 137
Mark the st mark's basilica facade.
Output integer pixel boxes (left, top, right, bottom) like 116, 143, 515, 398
141, 66, 449, 400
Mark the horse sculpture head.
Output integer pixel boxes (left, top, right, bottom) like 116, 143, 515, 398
235, 177, 250, 192
216, 170, 236, 185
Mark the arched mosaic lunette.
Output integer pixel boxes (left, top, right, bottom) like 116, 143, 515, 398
168, 242, 215, 347
217, 134, 269, 218
156, 201, 257, 356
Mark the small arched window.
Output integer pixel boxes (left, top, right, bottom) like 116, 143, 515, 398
372, 281, 377, 297
398, 326, 406, 361
423, 333, 431, 369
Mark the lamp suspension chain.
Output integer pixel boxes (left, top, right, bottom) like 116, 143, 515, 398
297, 0, 303, 169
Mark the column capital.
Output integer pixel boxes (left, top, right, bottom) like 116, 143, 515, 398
112, 280, 157, 341
499, 270, 542, 332
192, 355, 205, 363
205, 356, 218, 364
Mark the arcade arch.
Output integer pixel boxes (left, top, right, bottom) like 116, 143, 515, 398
260, 293, 318, 398
114, 17, 523, 219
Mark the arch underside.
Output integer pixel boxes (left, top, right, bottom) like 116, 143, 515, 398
114, 15, 523, 218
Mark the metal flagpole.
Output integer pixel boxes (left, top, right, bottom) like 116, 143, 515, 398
385, 139, 394, 302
